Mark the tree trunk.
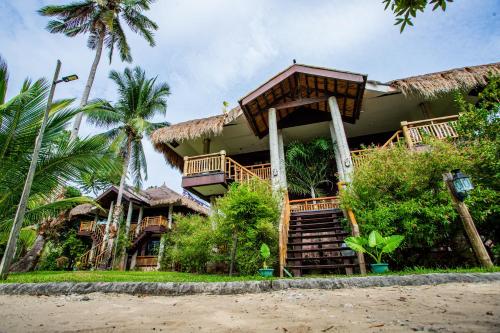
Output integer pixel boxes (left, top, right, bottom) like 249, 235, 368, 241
9, 233, 46, 272
70, 29, 105, 141
229, 231, 238, 276
101, 137, 132, 269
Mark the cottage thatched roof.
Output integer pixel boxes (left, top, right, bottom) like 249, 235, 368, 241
69, 203, 96, 218
151, 106, 242, 170
389, 62, 500, 98
144, 185, 209, 215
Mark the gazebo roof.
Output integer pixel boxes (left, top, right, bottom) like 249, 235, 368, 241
239, 64, 367, 138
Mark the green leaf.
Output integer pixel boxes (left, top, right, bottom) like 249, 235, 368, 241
381, 235, 405, 254
344, 236, 366, 253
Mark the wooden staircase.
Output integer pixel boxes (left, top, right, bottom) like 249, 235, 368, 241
286, 207, 357, 277
78, 224, 106, 269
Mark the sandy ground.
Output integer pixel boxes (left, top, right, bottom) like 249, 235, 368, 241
0, 282, 499, 333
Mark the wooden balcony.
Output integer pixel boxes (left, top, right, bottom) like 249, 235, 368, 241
351, 115, 459, 168
131, 216, 168, 239
136, 256, 158, 267
77, 221, 95, 236
181, 151, 270, 199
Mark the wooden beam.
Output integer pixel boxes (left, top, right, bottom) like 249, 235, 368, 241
271, 96, 333, 110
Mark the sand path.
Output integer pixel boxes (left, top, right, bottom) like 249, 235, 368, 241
0, 281, 498, 332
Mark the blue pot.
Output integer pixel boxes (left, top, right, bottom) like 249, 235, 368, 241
258, 268, 274, 277
370, 263, 389, 273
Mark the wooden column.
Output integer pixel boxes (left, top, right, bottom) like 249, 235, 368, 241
157, 236, 166, 270
443, 173, 493, 268
328, 97, 353, 182
278, 130, 288, 189
102, 201, 114, 252
268, 108, 281, 191
203, 138, 211, 154
130, 251, 138, 270
119, 202, 134, 270
167, 204, 173, 229
135, 206, 144, 237
88, 214, 99, 263
401, 121, 414, 149
329, 122, 345, 182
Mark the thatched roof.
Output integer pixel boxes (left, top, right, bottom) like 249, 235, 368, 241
144, 185, 209, 215
69, 203, 96, 218
389, 62, 500, 98
151, 106, 242, 170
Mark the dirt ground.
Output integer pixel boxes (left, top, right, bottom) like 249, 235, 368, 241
0, 282, 498, 333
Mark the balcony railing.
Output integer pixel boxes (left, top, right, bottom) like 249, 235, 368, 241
351, 115, 459, 168
136, 256, 158, 267
183, 151, 270, 182
289, 196, 340, 213
79, 221, 95, 233
404, 115, 459, 146
130, 216, 167, 240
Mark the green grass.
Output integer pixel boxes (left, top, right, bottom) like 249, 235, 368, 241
1, 266, 498, 284
0, 271, 267, 284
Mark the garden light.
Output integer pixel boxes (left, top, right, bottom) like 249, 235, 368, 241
451, 169, 474, 201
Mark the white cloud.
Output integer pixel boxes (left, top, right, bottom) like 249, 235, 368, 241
1, 0, 499, 195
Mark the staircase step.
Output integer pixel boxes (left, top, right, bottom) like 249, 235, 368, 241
289, 225, 346, 232
288, 227, 349, 237
287, 240, 347, 246
291, 212, 342, 219
290, 222, 343, 228
287, 232, 350, 239
287, 264, 357, 269
286, 255, 356, 261
287, 247, 346, 253
291, 217, 343, 224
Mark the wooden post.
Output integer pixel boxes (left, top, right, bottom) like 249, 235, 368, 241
88, 214, 99, 263
329, 122, 345, 182
443, 173, 493, 268
118, 202, 134, 270
278, 130, 288, 189
183, 156, 189, 176
102, 201, 114, 252
328, 97, 353, 182
220, 150, 226, 173
157, 235, 166, 270
130, 251, 138, 270
401, 121, 414, 149
167, 204, 173, 229
135, 206, 144, 237
268, 108, 281, 191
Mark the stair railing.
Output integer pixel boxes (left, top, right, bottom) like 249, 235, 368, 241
225, 157, 260, 184
278, 193, 290, 278
337, 181, 367, 274
289, 196, 340, 213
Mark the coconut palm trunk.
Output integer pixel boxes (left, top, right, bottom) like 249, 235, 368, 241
101, 136, 132, 269
70, 30, 105, 141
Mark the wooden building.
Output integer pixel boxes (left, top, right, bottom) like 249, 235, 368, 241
71, 185, 208, 270
150, 62, 499, 277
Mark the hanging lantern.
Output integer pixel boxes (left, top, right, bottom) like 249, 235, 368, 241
451, 169, 474, 201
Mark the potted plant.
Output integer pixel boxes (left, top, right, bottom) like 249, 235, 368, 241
258, 243, 274, 277
344, 230, 404, 273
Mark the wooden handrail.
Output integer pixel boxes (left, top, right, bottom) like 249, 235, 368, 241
79, 221, 95, 232
245, 163, 271, 181
289, 196, 340, 212
278, 193, 290, 278
405, 114, 459, 126
132, 216, 167, 239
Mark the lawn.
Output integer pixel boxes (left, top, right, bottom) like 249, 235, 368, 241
1, 266, 499, 284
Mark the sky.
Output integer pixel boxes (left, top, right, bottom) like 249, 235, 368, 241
1, 0, 499, 196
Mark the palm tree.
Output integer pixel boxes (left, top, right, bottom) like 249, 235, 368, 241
39, 0, 159, 140
285, 138, 336, 198
86, 66, 170, 268
0, 56, 121, 273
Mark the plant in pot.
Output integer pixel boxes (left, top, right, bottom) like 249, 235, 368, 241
344, 230, 404, 273
258, 243, 274, 277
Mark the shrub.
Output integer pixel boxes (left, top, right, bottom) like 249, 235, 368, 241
212, 179, 280, 275
160, 214, 213, 272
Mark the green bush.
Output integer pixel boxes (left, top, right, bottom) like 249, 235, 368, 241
212, 179, 280, 275
161, 179, 280, 275
160, 214, 213, 272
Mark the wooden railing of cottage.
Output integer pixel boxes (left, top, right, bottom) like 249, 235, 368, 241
351, 115, 459, 168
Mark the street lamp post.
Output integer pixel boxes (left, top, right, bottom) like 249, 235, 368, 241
0, 60, 78, 280
443, 170, 493, 268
